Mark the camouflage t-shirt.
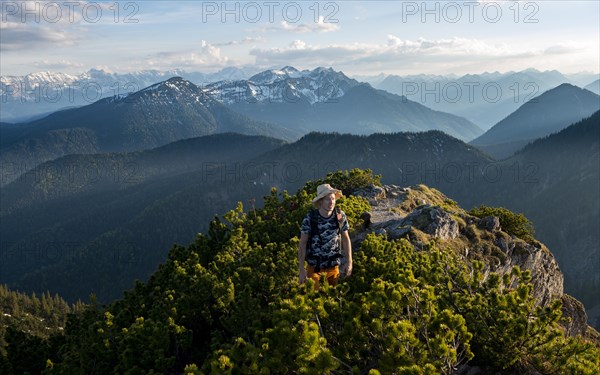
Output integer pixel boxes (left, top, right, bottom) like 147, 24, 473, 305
301, 209, 349, 268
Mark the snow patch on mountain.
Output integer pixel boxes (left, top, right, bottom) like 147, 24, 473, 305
0, 68, 259, 122
203, 66, 359, 105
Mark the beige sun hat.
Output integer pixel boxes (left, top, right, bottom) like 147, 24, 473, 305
312, 184, 343, 207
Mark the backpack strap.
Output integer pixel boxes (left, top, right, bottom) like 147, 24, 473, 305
307, 209, 321, 270
334, 208, 344, 263
308, 208, 319, 254
334, 207, 344, 234
309, 209, 319, 238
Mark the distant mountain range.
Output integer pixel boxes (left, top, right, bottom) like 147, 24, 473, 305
205, 66, 359, 105
4, 67, 595, 126
0, 67, 261, 123
470, 84, 600, 158
0, 77, 299, 185
350, 72, 389, 86
206, 66, 482, 141
585, 79, 600, 95
376, 69, 599, 130
1, 68, 482, 185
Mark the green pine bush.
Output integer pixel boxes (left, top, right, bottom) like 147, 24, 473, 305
3, 170, 598, 374
469, 205, 536, 242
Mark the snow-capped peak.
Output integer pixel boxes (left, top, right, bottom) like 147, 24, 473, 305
119, 76, 215, 108
206, 66, 359, 105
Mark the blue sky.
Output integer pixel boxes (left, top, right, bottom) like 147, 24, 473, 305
1, 0, 599, 76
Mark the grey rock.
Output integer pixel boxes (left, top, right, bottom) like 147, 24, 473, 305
478, 216, 501, 232
495, 236, 509, 253
561, 294, 589, 337
401, 205, 459, 240
485, 241, 564, 307
353, 184, 385, 202
377, 220, 411, 240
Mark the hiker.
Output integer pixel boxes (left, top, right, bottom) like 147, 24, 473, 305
298, 184, 352, 289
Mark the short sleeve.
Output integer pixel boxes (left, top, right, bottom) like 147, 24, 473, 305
300, 213, 311, 234
341, 211, 349, 232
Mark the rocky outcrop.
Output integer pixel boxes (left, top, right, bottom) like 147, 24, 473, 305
350, 184, 591, 338
488, 238, 563, 307
353, 185, 386, 201
478, 216, 501, 232
402, 205, 460, 240
561, 294, 588, 337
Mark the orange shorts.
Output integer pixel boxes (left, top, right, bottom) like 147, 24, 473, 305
307, 265, 340, 290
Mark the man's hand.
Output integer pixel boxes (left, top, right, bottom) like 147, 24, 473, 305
342, 262, 353, 277
299, 267, 307, 284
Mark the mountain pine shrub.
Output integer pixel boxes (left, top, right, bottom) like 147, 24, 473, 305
469, 205, 535, 242
3, 170, 598, 374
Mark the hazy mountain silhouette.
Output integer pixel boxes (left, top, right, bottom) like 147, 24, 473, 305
466, 112, 600, 327
0, 77, 299, 186
1, 131, 490, 302
470, 84, 600, 159
222, 76, 483, 142
377, 69, 575, 130
0, 133, 287, 300
585, 79, 600, 95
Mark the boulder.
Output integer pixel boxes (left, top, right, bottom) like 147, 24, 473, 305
401, 205, 459, 240
561, 294, 589, 337
485, 239, 564, 307
478, 216, 501, 232
352, 184, 386, 202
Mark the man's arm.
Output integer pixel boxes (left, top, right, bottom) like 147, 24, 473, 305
341, 230, 352, 276
298, 232, 309, 283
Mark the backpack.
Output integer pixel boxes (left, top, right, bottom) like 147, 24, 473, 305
307, 208, 344, 271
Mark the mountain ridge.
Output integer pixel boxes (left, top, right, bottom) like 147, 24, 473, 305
0, 130, 491, 302
0, 77, 299, 186
376, 69, 590, 130
470, 83, 600, 158
468, 111, 600, 327
1, 118, 598, 330
204, 66, 359, 105
212, 70, 483, 142
0, 67, 262, 122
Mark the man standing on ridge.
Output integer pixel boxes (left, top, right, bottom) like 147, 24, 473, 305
298, 184, 352, 289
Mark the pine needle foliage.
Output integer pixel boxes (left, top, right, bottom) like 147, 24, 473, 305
3, 170, 598, 374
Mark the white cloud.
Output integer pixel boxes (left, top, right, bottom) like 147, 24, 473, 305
251, 36, 509, 65
0, 0, 92, 50
384, 35, 514, 56
255, 15, 340, 34
214, 36, 265, 47
0, 0, 121, 24
143, 40, 233, 70
280, 16, 340, 33
249, 36, 596, 75
33, 59, 85, 70
0, 22, 78, 50
543, 43, 584, 55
